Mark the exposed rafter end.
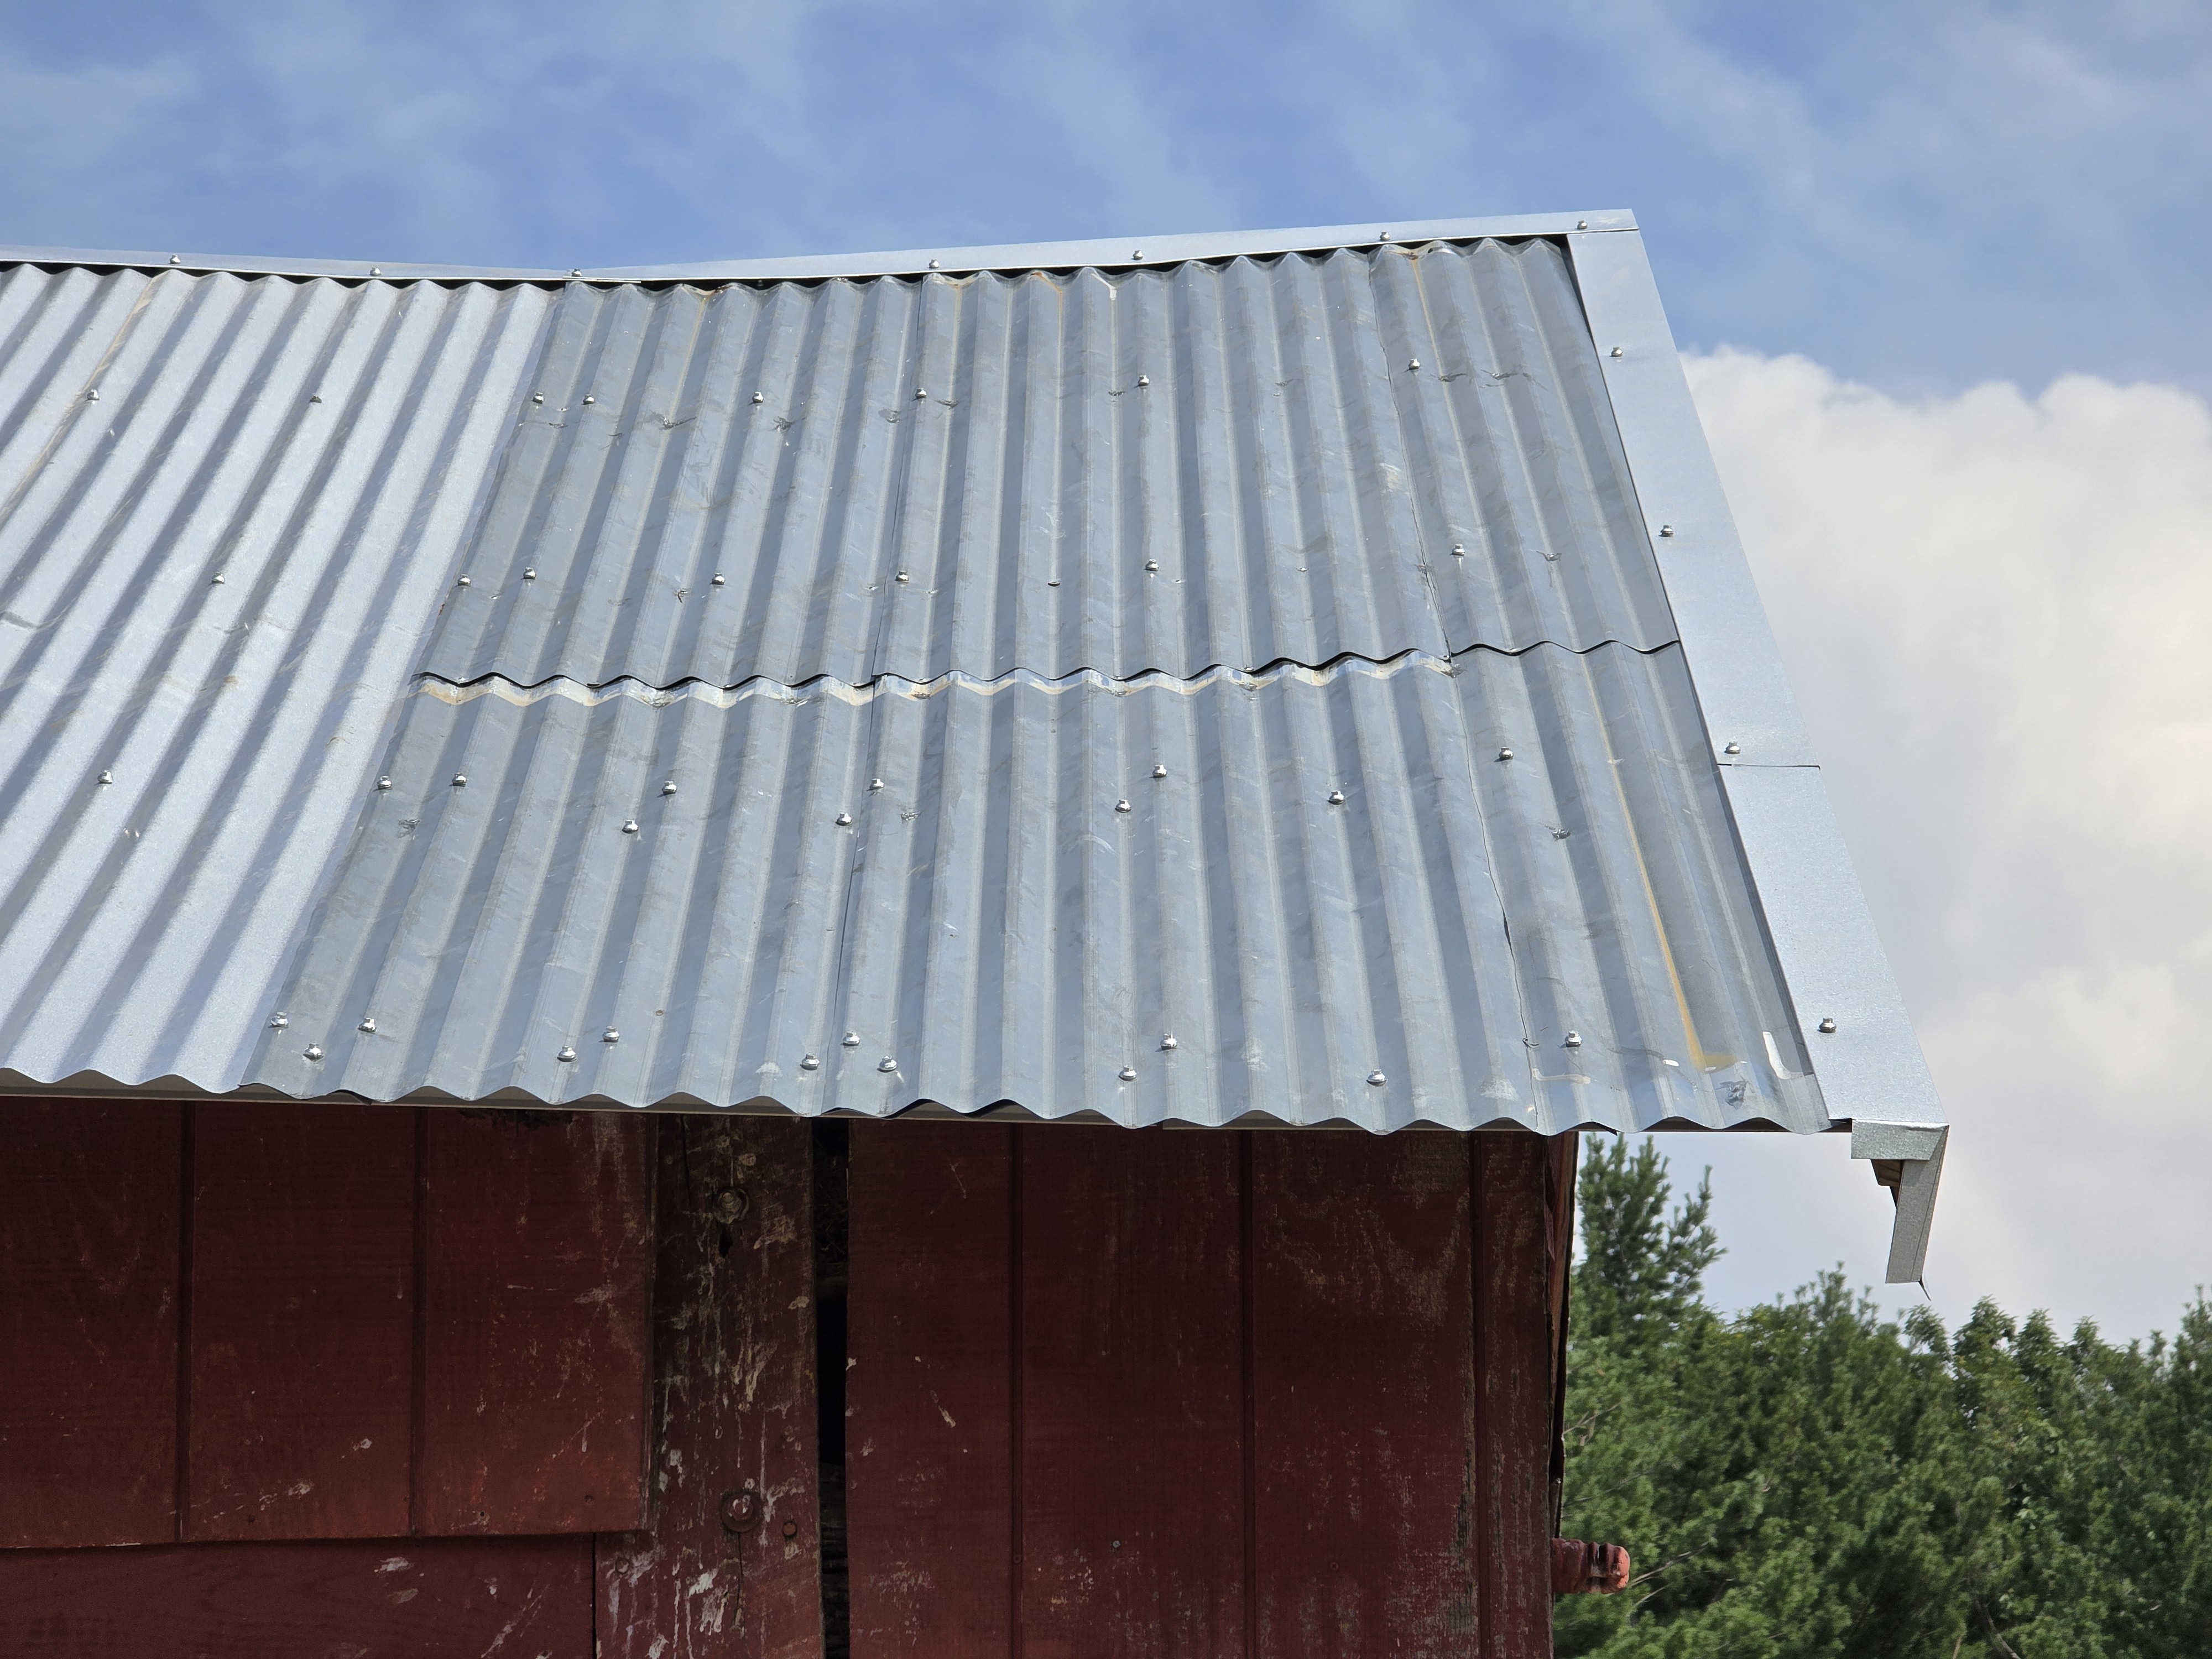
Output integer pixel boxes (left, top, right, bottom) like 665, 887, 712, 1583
1851, 1121, 1949, 1285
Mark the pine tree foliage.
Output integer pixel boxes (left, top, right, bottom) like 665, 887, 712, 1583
1555, 1140, 2211, 1659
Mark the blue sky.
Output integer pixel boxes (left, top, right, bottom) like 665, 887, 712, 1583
4, 1, 2208, 397
5, 2, 2210, 1334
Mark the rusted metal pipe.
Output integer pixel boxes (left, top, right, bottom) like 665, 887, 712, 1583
1551, 1538, 1631, 1595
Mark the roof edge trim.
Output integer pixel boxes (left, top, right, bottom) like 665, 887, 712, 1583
0, 210, 1638, 287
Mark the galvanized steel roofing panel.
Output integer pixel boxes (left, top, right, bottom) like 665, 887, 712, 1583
0, 222, 1938, 1177
419, 239, 1672, 691
246, 644, 1817, 1133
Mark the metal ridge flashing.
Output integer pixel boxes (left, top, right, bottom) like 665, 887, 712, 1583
0, 210, 1637, 287
1567, 226, 1947, 1284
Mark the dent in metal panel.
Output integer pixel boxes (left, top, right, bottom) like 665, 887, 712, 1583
418, 241, 1677, 690
245, 643, 1814, 1134
0, 266, 552, 1091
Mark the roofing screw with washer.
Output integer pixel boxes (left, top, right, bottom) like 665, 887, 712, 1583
533, 393, 544, 404
928, 259, 941, 269
359, 1017, 377, 1033
712, 572, 727, 585
1818, 1018, 1839, 1034
752, 391, 764, 404
98, 770, 113, 785
1564, 1032, 1582, 1048
800, 1054, 820, 1070
170, 254, 181, 264
604, 1029, 620, 1044
843, 1032, 859, 1046
524, 567, 536, 580
1452, 543, 1465, 557
1119, 1066, 1137, 1082
571, 269, 583, 278
1151, 764, 1167, 779
87, 389, 100, 401
836, 812, 853, 826
1658, 524, 1674, 536
370, 267, 382, 276
270, 1013, 289, 1029
1408, 358, 1421, 371
878, 1057, 897, 1073
1114, 799, 1131, 813
1498, 747, 1514, 761
1379, 229, 1392, 240
622, 819, 639, 834
662, 780, 677, 796
452, 773, 467, 787
582, 395, 596, 405
1137, 374, 1150, 387
376, 776, 392, 791
305, 1044, 324, 1061
557, 1046, 577, 1062
869, 778, 885, 791
1723, 742, 1741, 755
895, 570, 909, 582
1368, 1070, 1387, 1086
211, 573, 225, 585
914, 387, 927, 400
1327, 789, 1345, 805
1144, 560, 1158, 573
1132, 249, 1143, 259
1161, 1036, 1177, 1051
1578, 219, 1589, 229
457, 575, 471, 587
310, 394, 323, 404
1610, 346, 1624, 358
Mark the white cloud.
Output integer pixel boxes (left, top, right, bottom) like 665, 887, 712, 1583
1684, 348, 2212, 1338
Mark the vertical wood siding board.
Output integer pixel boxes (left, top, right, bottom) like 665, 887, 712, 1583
846, 1123, 1015, 1658
597, 1117, 820, 1658
1018, 1129, 1246, 1658
185, 1103, 415, 1542
0, 1101, 181, 1550
1545, 1134, 1579, 1531
1472, 1134, 1554, 1659
0, 1535, 594, 1658
417, 1110, 653, 1537
1253, 1130, 1476, 1658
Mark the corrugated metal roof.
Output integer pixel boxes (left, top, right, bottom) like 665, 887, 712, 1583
0, 222, 1942, 1156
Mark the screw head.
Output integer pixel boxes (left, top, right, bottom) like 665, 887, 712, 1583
170, 254, 181, 264
843, 1032, 860, 1047
1379, 229, 1392, 240
557, 1045, 577, 1062
309, 393, 324, 404
1151, 764, 1167, 779
1723, 742, 1741, 756
1658, 524, 1674, 537
571, 268, 583, 278
370, 267, 382, 276
1114, 799, 1132, 813
895, 570, 910, 583
1452, 542, 1465, 556
1578, 219, 1589, 229
781, 1519, 799, 1540
210, 572, 225, 585
1564, 1032, 1582, 1048
752, 390, 765, 404
376, 776, 393, 792
1818, 1018, 1839, 1034
1144, 560, 1159, 573
719, 1489, 761, 1533
868, 778, 885, 791
1136, 374, 1149, 387
452, 773, 467, 787
1408, 358, 1421, 372
457, 575, 471, 587
1498, 747, 1514, 761
1609, 346, 1624, 358
1161, 1036, 1177, 1050
305, 1044, 324, 1061
878, 1057, 898, 1073
98, 770, 114, 785
928, 258, 942, 269
1327, 789, 1345, 805
1119, 1066, 1137, 1082
358, 1016, 377, 1033
835, 811, 853, 827
1132, 249, 1143, 259
800, 1053, 820, 1071
662, 780, 677, 795
270, 1013, 289, 1029
711, 572, 726, 585
533, 392, 545, 404
524, 567, 537, 580
604, 1029, 620, 1044
1368, 1070, 1387, 1086
582, 395, 596, 405
622, 818, 639, 834
914, 387, 927, 400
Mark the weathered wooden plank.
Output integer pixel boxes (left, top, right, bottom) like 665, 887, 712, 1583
597, 1115, 822, 1659
416, 1110, 655, 1537
1471, 1133, 1554, 1659
0, 1101, 182, 1550
1251, 1129, 1477, 1658
846, 1122, 1014, 1659
1018, 1126, 1246, 1659
0, 1536, 592, 1656
185, 1103, 416, 1542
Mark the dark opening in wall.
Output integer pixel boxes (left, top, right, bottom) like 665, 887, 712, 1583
813, 1118, 851, 1658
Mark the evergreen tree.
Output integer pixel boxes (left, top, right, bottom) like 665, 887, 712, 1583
1554, 1139, 2210, 1659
